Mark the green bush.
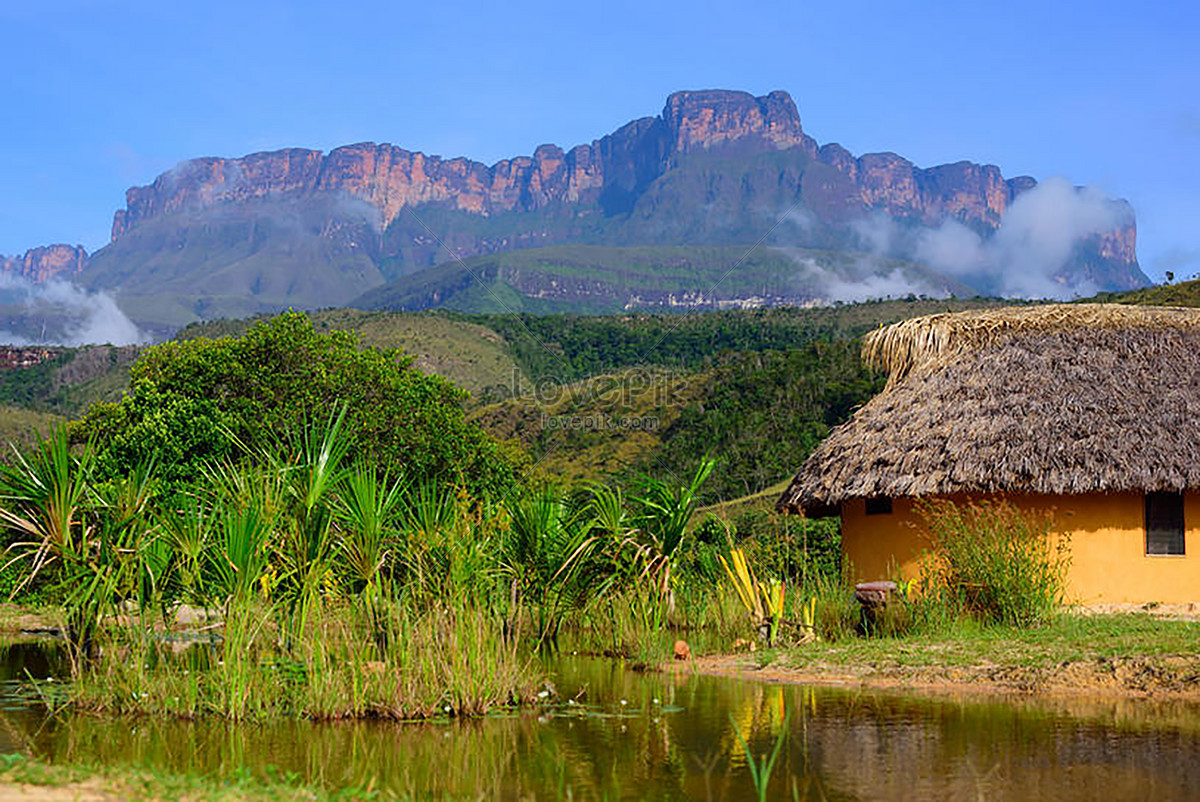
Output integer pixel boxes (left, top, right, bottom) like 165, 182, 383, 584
75, 312, 515, 498
917, 499, 1071, 627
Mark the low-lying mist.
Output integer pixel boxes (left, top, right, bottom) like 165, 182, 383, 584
781, 177, 1128, 303
915, 177, 1121, 299
0, 273, 145, 346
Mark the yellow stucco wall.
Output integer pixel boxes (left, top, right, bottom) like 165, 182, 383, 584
841, 491, 1200, 604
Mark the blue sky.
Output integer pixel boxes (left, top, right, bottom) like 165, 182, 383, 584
2, 0, 1196, 281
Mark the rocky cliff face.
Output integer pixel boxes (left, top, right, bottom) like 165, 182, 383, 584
0, 244, 89, 282
662, 89, 817, 156
111, 90, 827, 237
104, 89, 1139, 274
53, 88, 1146, 329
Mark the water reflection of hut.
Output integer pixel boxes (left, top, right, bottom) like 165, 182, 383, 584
777, 304, 1200, 604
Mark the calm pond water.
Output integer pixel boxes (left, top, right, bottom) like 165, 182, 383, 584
0, 641, 1197, 800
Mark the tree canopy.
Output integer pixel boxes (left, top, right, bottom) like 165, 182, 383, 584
77, 312, 515, 496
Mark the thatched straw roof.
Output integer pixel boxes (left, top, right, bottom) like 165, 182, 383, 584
777, 304, 1200, 516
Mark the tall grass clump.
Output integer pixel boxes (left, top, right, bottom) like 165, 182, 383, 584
796, 572, 859, 642
0, 411, 545, 721
918, 499, 1071, 627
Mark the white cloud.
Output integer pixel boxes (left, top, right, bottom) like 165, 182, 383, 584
0, 273, 145, 346
915, 177, 1117, 299
850, 212, 899, 255
787, 255, 949, 304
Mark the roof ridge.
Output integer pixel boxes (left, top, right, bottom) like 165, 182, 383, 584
864, 303, 1200, 386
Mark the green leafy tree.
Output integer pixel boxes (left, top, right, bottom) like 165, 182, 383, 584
76, 312, 515, 497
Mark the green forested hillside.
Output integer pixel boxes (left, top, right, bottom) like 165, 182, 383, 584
177, 310, 526, 396
0, 297, 1025, 499
0, 405, 65, 450
0, 346, 139, 416
646, 344, 882, 499
470, 341, 883, 502
351, 244, 974, 315
469, 297, 1006, 385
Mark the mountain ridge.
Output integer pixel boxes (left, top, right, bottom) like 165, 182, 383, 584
103, 89, 1102, 248
2, 89, 1149, 333
1, 244, 88, 283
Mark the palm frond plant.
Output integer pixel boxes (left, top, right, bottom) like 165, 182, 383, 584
401, 480, 458, 542
336, 465, 405, 592
335, 465, 406, 649
257, 404, 351, 648
0, 425, 93, 593
625, 457, 716, 622
566, 482, 632, 595
92, 475, 167, 679
505, 487, 593, 645
0, 426, 112, 671
398, 481, 463, 603
207, 502, 272, 613
88, 460, 167, 637
197, 496, 279, 716
158, 493, 210, 607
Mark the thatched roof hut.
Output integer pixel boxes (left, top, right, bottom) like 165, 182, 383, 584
777, 304, 1200, 517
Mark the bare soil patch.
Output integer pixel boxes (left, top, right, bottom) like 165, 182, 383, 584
684, 651, 1200, 702
1075, 601, 1200, 622
0, 780, 116, 801
0, 606, 59, 637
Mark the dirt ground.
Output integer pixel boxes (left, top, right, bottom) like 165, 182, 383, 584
1074, 601, 1200, 621
684, 651, 1200, 703
0, 607, 59, 636
678, 603, 1200, 702
0, 781, 115, 801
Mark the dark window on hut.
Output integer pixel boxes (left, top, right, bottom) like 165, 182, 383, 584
1145, 492, 1185, 556
865, 497, 893, 516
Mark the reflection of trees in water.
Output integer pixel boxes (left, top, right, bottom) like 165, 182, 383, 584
14, 656, 1200, 800
779, 690, 1200, 801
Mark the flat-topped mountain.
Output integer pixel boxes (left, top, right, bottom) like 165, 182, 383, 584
1, 244, 88, 283
5, 90, 1148, 331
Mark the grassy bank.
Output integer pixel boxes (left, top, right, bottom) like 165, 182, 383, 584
792, 610, 1200, 669
696, 612, 1200, 698
68, 604, 537, 721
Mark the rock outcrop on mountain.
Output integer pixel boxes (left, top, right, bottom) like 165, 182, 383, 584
1, 244, 89, 283
108, 91, 820, 236
7, 89, 1146, 329
101, 90, 1139, 263
105, 90, 1064, 242
0, 346, 57, 370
